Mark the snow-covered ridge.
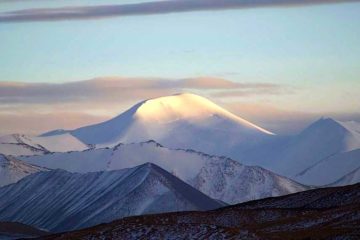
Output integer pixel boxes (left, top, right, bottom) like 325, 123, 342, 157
0, 163, 223, 232
22, 140, 308, 204
0, 133, 88, 156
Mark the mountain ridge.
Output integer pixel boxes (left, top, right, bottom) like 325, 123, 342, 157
21, 140, 308, 204
0, 162, 223, 232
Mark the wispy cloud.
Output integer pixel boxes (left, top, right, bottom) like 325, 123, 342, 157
0, 0, 358, 23
0, 76, 285, 104
0, 111, 107, 136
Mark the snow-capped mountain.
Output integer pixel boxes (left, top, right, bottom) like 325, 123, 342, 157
22, 141, 307, 204
0, 163, 223, 232
0, 154, 46, 187
0, 133, 88, 156
243, 118, 360, 185
45, 93, 273, 156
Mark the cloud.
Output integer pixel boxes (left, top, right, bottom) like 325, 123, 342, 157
210, 87, 291, 98
0, 76, 285, 105
174, 77, 280, 90
0, 0, 358, 23
0, 111, 108, 136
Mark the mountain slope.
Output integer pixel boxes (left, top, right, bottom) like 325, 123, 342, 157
21, 141, 307, 204
41, 184, 360, 240
0, 133, 88, 156
0, 163, 223, 232
58, 93, 273, 156
0, 154, 46, 187
244, 118, 360, 182
329, 166, 360, 187
191, 157, 307, 204
294, 148, 360, 185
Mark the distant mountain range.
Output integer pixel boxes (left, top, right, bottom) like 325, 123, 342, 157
1, 93, 359, 188
35, 94, 360, 186
40, 183, 360, 240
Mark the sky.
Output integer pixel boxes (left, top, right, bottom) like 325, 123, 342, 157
0, 0, 360, 135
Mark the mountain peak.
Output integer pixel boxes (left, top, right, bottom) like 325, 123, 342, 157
134, 93, 221, 121
69, 93, 274, 152
304, 117, 345, 132
305, 117, 360, 137
133, 93, 274, 134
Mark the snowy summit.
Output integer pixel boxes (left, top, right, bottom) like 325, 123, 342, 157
59, 93, 274, 155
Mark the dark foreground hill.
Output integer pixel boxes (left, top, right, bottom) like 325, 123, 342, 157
0, 222, 48, 239
39, 183, 360, 240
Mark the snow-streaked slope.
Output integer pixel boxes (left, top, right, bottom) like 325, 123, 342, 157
22, 141, 307, 204
0, 134, 88, 156
329, 166, 360, 186
337, 120, 360, 151
0, 154, 46, 187
190, 157, 307, 204
0, 163, 223, 232
245, 118, 360, 179
294, 149, 360, 186
62, 93, 273, 155
0, 134, 47, 156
